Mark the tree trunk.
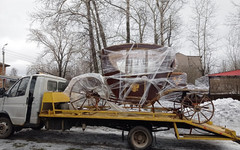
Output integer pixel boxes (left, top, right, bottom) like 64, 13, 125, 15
154, 17, 158, 44
126, 0, 130, 43
156, 0, 165, 46
160, 6, 164, 46
86, 0, 99, 73
168, 15, 172, 47
92, 0, 107, 48
91, 7, 102, 50
58, 61, 62, 77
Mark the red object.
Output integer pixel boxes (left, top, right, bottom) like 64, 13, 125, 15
209, 70, 240, 77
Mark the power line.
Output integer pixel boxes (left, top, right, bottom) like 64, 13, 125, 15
6, 52, 36, 62
6, 54, 35, 63
4, 50, 38, 63
5, 52, 36, 63
7, 50, 38, 60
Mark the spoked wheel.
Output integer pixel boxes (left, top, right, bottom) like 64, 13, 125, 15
181, 93, 214, 124
0, 117, 13, 139
69, 76, 108, 110
70, 90, 99, 110
127, 126, 153, 150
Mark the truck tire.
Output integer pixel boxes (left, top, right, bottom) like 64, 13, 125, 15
127, 126, 153, 150
0, 117, 13, 139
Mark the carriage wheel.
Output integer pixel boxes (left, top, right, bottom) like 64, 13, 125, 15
70, 90, 101, 110
68, 75, 110, 111
181, 93, 214, 124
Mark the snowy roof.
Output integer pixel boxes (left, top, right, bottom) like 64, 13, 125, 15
209, 70, 240, 77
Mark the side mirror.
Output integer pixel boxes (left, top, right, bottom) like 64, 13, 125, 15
0, 88, 8, 97
0, 88, 5, 95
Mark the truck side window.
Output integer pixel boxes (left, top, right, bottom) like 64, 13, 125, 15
47, 80, 57, 91
8, 77, 30, 97
58, 82, 67, 92
8, 81, 20, 97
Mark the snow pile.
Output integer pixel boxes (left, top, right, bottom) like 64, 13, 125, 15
212, 98, 240, 135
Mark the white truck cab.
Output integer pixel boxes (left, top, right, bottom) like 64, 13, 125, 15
0, 74, 67, 138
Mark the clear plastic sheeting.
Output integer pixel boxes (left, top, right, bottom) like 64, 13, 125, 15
102, 46, 175, 76
63, 73, 110, 110
64, 44, 189, 110
195, 76, 209, 90
101, 44, 187, 106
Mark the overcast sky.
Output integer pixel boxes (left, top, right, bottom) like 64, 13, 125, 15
0, 0, 238, 76
0, 0, 39, 76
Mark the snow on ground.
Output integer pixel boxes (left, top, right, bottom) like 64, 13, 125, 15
0, 98, 239, 150
211, 98, 240, 135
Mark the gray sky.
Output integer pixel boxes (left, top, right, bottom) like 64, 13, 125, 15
0, 0, 238, 76
179, 0, 234, 54
0, 0, 39, 76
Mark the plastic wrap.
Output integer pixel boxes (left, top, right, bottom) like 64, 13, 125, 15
63, 73, 110, 110
102, 46, 175, 75
101, 44, 187, 106
64, 44, 189, 110
195, 76, 209, 90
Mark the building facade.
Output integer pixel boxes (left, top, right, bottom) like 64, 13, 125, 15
175, 53, 202, 84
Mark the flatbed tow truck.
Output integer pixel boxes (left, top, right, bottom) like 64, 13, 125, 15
39, 92, 240, 149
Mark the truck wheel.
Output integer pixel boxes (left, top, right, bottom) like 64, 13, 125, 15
127, 126, 153, 150
0, 117, 13, 139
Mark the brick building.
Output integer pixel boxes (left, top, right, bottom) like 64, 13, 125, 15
0, 62, 10, 88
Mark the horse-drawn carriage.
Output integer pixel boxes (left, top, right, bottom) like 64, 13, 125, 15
64, 43, 214, 124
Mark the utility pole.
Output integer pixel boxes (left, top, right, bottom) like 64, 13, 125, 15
2, 43, 7, 88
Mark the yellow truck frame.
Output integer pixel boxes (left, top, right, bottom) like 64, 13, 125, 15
39, 92, 240, 149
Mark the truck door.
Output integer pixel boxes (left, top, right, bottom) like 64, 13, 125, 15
2, 77, 30, 125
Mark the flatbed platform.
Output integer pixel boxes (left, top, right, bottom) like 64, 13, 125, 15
39, 92, 240, 144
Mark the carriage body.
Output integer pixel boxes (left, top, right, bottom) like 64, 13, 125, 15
101, 43, 187, 105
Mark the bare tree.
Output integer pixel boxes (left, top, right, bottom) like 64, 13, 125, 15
145, 0, 159, 44
189, 0, 217, 75
27, 46, 91, 79
9, 68, 18, 77
224, 1, 240, 71
29, 0, 105, 74
92, 0, 107, 48
29, 20, 80, 77
85, 0, 99, 73
104, 0, 131, 43
145, 0, 184, 46
130, 1, 148, 43
218, 60, 228, 73
29, 0, 185, 77
225, 34, 240, 70
105, 0, 183, 45
27, 57, 58, 76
